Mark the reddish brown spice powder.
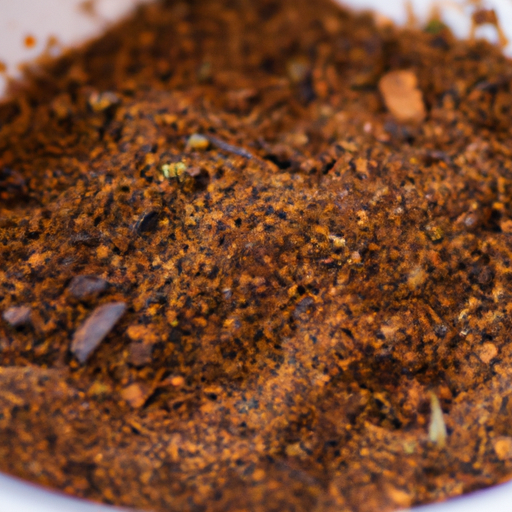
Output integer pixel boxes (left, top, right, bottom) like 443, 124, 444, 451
2, 1, 512, 511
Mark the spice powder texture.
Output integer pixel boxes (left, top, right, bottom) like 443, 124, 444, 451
2, 0, 512, 511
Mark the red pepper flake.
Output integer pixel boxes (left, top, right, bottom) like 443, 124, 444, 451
23, 35, 37, 49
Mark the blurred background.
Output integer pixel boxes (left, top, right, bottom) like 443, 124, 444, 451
1, 0, 512, 96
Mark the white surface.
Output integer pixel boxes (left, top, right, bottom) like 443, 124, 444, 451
0, 0, 152, 95
1, 0, 512, 511
0, 472, 128, 512
408, 479, 512, 512
344, 0, 512, 47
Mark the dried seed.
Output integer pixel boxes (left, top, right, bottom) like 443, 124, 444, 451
2, 306, 31, 328
68, 275, 109, 299
71, 302, 126, 363
428, 392, 447, 448
186, 133, 210, 151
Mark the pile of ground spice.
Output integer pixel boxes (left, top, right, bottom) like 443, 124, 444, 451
2, 0, 512, 510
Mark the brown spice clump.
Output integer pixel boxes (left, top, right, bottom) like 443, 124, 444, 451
379, 69, 426, 123
2, 0, 512, 511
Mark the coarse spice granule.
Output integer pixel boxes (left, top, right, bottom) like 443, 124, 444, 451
2, 0, 512, 511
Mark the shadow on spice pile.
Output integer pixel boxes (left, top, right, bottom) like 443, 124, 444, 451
2, 0, 512, 511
